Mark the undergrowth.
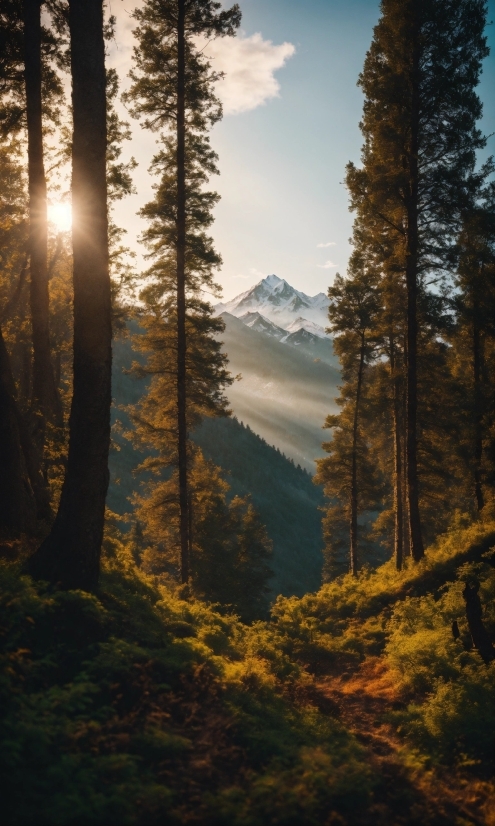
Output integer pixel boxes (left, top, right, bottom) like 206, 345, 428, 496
271, 518, 495, 776
1, 519, 494, 824
0, 535, 371, 826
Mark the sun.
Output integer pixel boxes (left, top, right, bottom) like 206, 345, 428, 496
47, 201, 72, 233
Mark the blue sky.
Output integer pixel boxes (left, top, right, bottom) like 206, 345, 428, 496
110, 0, 495, 301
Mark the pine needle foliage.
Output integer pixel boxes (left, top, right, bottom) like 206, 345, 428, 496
315, 269, 383, 578
320, 0, 494, 574
125, 0, 240, 582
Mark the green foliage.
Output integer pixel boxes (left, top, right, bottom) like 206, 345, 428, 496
326, 0, 495, 570
0, 547, 372, 825
385, 559, 495, 767
136, 451, 273, 621
194, 415, 325, 596
316, 269, 384, 576
271, 520, 495, 707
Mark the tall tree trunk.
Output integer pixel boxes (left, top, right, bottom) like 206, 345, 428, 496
350, 336, 365, 576
404, 22, 424, 562
472, 288, 484, 511
23, 0, 62, 429
462, 582, 495, 664
29, 0, 110, 590
0, 322, 51, 523
0, 326, 36, 533
402, 335, 411, 558
176, 0, 189, 584
390, 335, 403, 570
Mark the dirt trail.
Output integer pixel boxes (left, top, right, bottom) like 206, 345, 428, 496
316, 657, 493, 826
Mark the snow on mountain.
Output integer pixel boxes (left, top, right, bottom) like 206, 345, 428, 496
285, 316, 328, 338
215, 274, 329, 330
238, 311, 286, 340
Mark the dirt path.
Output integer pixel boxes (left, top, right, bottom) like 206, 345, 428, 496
316, 657, 493, 826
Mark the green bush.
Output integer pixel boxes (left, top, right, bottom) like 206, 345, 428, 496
385, 560, 495, 766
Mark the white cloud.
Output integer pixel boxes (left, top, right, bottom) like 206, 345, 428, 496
318, 260, 338, 269
231, 274, 249, 279
249, 267, 266, 278
200, 33, 296, 115
317, 242, 336, 248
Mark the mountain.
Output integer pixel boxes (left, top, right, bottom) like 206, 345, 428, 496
219, 312, 340, 471
238, 311, 286, 340
108, 332, 325, 598
215, 274, 329, 329
285, 316, 327, 338
216, 274, 337, 375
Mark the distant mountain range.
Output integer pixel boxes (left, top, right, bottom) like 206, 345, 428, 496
211, 275, 339, 470
215, 274, 330, 334
218, 312, 339, 471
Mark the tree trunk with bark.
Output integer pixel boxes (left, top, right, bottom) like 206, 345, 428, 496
0, 325, 36, 533
390, 336, 403, 570
404, 23, 424, 562
350, 335, 365, 576
462, 582, 495, 663
176, 0, 190, 584
23, 0, 62, 429
472, 288, 484, 511
29, 0, 111, 590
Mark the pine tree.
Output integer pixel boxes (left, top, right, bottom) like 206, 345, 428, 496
315, 266, 381, 576
0, 0, 65, 431
0, 139, 55, 529
455, 187, 495, 511
29, 0, 110, 589
23, 0, 63, 431
125, 0, 240, 583
346, 0, 490, 561
137, 450, 272, 621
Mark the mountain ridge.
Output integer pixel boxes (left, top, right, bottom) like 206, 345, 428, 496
215, 274, 330, 330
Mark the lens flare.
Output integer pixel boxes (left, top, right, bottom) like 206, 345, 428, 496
48, 202, 72, 232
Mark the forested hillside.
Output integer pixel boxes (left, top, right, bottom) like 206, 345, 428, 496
0, 0, 494, 823
194, 416, 324, 596
109, 332, 325, 597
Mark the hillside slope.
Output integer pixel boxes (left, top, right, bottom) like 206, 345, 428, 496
193, 416, 324, 597
2, 521, 493, 825
109, 333, 325, 598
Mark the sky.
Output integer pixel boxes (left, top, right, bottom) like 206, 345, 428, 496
107, 0, 495, 302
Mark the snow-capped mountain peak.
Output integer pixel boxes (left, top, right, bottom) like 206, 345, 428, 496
285, 317, 328, 338
238, 311, 286, 339
264, 274, 283, 288
215, 274, 330, 330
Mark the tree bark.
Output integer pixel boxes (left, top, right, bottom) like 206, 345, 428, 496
29, 0, 110, 590
176, 0, 190, 584
350, 336, 365, 576
0, 322, 51, 524
0, 325, 36, 534
462, 582, 495, 664
402, 336, 411, 558
404, 21, 424, 562
472, 288, 484, 511
23, 0, 62, 429
390, 336, 403, 571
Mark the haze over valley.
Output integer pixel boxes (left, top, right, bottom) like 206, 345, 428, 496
214, 274, 340, 470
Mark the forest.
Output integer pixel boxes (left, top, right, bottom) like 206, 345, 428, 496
0, 0, 494, 824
